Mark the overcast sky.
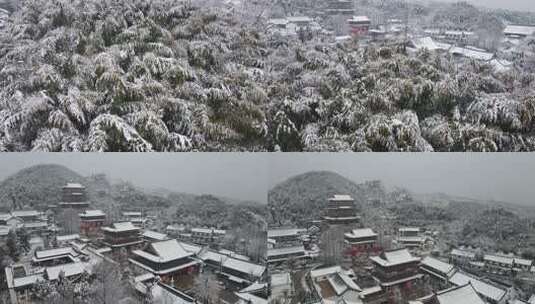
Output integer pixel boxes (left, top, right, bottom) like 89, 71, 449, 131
267, 153, 535, 206
1, 153, 535, 206
0, 153, 269, 204
416, 0, 535, 12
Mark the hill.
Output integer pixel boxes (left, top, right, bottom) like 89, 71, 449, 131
0, 164, 266, 230
269, 171, 374, 226
0, 164, 86, 210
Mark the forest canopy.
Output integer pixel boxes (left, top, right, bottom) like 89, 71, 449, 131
1, 0, 534, 151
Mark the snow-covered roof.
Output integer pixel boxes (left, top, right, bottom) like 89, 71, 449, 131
421, 257, 456, 277
484, 254, 514, 265
199, 249, 226, 262
150, 282, 195, 304
219, 249, 250, 261
416, 284, 485, 304
142, 230, 168, 241
239, 281, 268, 294
133, 239, 192, 263
329, 195, 353, 201
345, 228, 377, 239
79, 210, 105, 217
0, 226, 10, 236
370, 249, 420, 267
0, 213, 12, 221
64, 183, 84, 188
504, 25, 535, 36
411, 37, 441, 51
23, 221, 48, 228
122, 211, 141, 216
34, 247, 78, 261
268, 228, 306, 238
515, 258, 532, 266
399, 227, 420, 232
268, 18, 289, 26
191, 227, 226, 234
11, 210, 40, 217
449, 272, 506, 302
267, 246, 305, 257
178, 242, 202, 254
348, 16, 370, 23
287, 16, 312, 23
102, 222, 139, 232
451, 249, 476, 259
449, 47, 494, 61
46, 262, 87, 280
222, 257, 265, 278
360, 286, 382, 297
134, 273, 155, 283
310, 266, 342, 278
13, 274, 44, 288
398, 236, 426, 243
56, 234, 80, 242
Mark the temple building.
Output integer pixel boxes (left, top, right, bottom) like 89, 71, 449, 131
348, 16, 371, 36
397, 227, 427, 249
409, 283, 485, 304
198, 250, 266, 285
267, 228, 306, 247
325, 0, 354, 15
419, 257, 457, 290
370, 248, 422, 296
323, 195, 359, 225
59, 183, 90, 209
79, 210, 106, 237
101, 222, 143, 250
344, 228, 380, 256
267, 246, 308, 264
129, 239, 201, 284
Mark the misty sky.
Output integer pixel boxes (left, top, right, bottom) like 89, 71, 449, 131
0, 153, 269, 204
416, 0, 535, 12
1, 153, 535, 206
267, 153, 535, 206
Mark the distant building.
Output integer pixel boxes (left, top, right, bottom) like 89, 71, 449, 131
504, 25, 535, 39
397, 227, 427, 249
370, 248, 422, 291
190, 227, 226, 245
450, 248, 476, 265
79, 210, 106, 237
141, 230, 169, 243
347, 16, 371, 36
325, 0, 354, 16
267, 246, 307, 264
55, 234, 80, 247
101, 222, 143, 249
0, 213, 21, 228
59, 183, 90, 209
122, 211, 148, 228
267, 228, 306, 247
323, 195, 359, 225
